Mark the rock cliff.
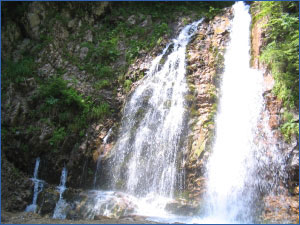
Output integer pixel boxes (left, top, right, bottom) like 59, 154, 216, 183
1, 1, 297, 223
250, 2, 299, 223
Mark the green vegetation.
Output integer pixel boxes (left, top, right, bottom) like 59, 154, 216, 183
124, 79, 133, 92
252, 1, 299, 141
1, 1, 234, 157
280, 112, 299, 142
36, 76, 110, 150
2, 57, 37, 91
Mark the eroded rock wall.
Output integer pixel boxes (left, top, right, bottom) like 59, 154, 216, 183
2, 2, 235, 215
250, 3, 299, 223
184, 8, 233, 201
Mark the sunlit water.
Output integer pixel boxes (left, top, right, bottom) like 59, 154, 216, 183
81, 2, 287, 223
85, 18, 204, 221
203, 2, 287, 223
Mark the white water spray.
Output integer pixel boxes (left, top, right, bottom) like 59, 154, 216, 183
76, 3, 287, 223
53, 167, 68, 219
25, 157, 44, 213
84, 19, 203, 220
109, 19, 203, 199
203, 2, 287, 223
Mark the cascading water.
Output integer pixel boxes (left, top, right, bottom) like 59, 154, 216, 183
71, 3, 287, 223
108, 19, 203, 199
110, 18, 203, 201
25, 157, 44, 213
202, 2, 287, 223
53, 167, 68, 219
87, 19, 203, 220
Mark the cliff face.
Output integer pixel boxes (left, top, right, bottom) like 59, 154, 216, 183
184, 9, 233, 202
1, 1, 234, 214
2, 1, 297, 223
250, 2, 299, 223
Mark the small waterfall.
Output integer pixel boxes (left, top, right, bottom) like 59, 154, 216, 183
25, 157, 44, 213
203, 2, 287, 223
108, 19, 203, 201
79, 19, 203, 220
53, 167, 68, 219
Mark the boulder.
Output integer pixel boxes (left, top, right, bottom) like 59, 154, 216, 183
165, 199, 200, 216
28, 13, 40, 28
37, 187, 60, 215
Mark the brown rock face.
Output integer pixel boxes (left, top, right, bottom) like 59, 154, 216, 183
184, 8, 233, 201
261, 195, 299, 224
250, 3, 299, 223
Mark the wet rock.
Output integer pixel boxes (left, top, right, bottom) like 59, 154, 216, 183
261, 195, 299, 224
185, 8, 233, 197
165, 200, 200, 216
38, 187, 60, 215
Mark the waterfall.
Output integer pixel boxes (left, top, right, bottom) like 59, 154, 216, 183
203, 2, 287, 223
53, 167, 68, 219
25, 157, 44, 213
61, 3, 288, 223
77, 19, 203, 220
108, 19, 203, 199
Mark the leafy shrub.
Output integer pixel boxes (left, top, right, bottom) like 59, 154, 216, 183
280, 112, 299, 142
254, 1, 299, 109
39, 77, 85, 110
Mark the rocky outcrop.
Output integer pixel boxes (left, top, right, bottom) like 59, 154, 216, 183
184, 8, 233, 201
250, 3, 299, 223
1, 156, 33, 212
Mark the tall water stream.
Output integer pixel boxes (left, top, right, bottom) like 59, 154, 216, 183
46, 2, 288, 223
203, 2, 287, 223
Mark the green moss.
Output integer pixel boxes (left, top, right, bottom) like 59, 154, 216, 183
124, 79, 132, 92
190, 107, 199, 117
185, 94, 196, 103
194, 140, 206, 157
